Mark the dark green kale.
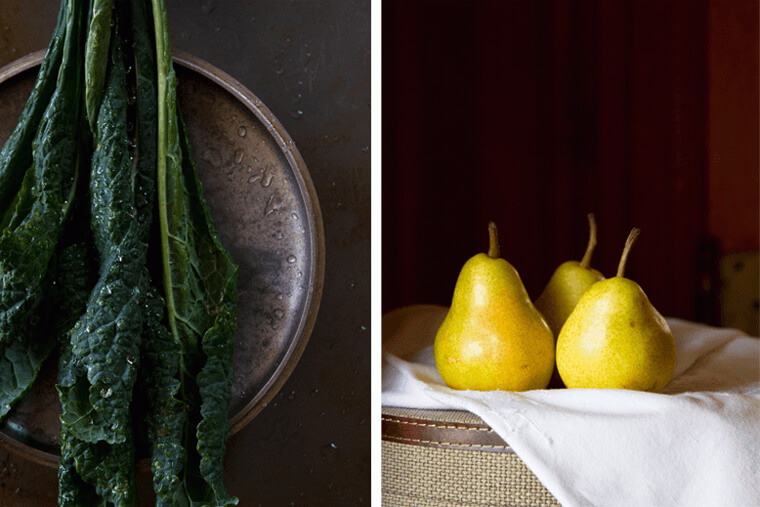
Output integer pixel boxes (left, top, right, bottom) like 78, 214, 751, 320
84, 0, 115, 132
58, 15, 147, 448
129, 0, 157, 228
142, 287, 188, 506
0, 0, 67, 215
59, 425, 137, 506
179, 117, 238, 505
0, 0, 83, 350
0, 1, 241, 503
0, 299, 53, 419
0, 0, 84, 420
151, 0, 239, 503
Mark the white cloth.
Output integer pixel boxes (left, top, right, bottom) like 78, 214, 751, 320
382, 305, 760, 507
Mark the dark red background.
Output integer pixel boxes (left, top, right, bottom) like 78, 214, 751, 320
382, 0, 759, 323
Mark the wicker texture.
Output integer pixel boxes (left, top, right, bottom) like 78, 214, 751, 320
382, 406, 489, 426
382, 440, 560, 506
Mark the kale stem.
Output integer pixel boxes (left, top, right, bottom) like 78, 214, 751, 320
151, 0, 179, 344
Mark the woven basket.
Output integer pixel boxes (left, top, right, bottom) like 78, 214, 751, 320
382, 406, 560, 506
382, 305, 560, 506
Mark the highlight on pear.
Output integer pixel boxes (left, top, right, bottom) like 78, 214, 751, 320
555, 228, 677, 392
433, 217, 677, 394
535, 214, 605, 388
433, 222, 555, 392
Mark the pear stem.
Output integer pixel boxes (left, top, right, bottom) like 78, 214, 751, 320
616, 227, 640, 277
579, 213, 597, 269
487, 222, 500, 258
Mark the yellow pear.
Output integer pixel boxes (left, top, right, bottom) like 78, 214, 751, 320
556, 228, 676, 392
535, 213, 605, 337
434, 222, 555, 391
536, 213, 604, 388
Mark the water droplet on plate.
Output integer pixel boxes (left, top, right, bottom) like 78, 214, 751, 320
238, 126, 247, 137
289, 110, 303, 119
274, 309, 284, 319
264, 193, 282, 216
261, 167, 274, 187
234, 149, 244, 164
287, 255, 297, 264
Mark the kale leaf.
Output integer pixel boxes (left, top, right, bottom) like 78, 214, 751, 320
152, 0, 239, 503
0, 0, 83, 350
0, 2, 242, 504
0, 0, 84, 423
58, 13, 148, 447
84, 0, 115, 132
0, 0, 67, 215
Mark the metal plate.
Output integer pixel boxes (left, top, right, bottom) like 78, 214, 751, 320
0, 51, 325, 467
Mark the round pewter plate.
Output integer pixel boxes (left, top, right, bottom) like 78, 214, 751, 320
0, 50, 325, 467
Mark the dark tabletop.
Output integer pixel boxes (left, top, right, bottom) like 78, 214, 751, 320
0, 0, 371, 504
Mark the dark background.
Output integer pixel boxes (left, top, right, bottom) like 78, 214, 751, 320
0, 0, 370, 505
383, 0, 759, 327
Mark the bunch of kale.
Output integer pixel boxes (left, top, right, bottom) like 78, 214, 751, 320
0, 0, 239, 505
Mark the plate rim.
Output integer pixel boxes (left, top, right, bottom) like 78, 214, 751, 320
0, 50, 325, 466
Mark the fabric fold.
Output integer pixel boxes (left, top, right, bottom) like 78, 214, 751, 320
382, 305, 760, 506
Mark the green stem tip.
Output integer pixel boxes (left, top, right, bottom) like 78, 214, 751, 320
487, 221, 500, 258
616, 227, 640, 278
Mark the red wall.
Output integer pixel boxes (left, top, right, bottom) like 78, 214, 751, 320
382, 0, 758, 322
707, 0, 759, 254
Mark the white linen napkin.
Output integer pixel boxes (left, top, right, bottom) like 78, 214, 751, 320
382, 305, 760, 507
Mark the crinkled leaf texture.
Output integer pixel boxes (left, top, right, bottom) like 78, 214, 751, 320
0, 0, 83, 423
57, 13, 148, 507
0, 0, 67, 213
59, 20, 147, 447
152, 0, 239, 502
0, 0, 82, 351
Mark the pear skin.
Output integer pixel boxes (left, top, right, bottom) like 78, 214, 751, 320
535, 261, 604, 337
535, 214, 604, 337
434, 223, 555, 391
556, 229, 676, 392
535, 214, 604, 388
